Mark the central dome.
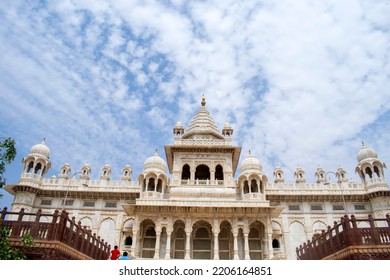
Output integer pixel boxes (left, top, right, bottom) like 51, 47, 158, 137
182, 96, 224, 139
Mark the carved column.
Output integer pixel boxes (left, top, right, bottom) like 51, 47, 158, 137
154, 232, 161, 259
233, 232, 239, 260
244, 233, 250, 259
154, 225, 161, 259
190, 164, 195, 185
210, 166, 215, 181
165, 228, 172, 259
213, 231, 219, 259
131, 225, 139, 258
185, 219, 192, 259
268, 233, 274, 260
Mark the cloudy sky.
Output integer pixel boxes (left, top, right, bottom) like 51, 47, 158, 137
1, 0, 389, 209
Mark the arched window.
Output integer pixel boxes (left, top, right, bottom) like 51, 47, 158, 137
195, 165, 210, 180
34, 163, 42, 174
124, 236, 133, 246
173, 227, 185, 259
142, 226, 156, 258
27, 161, 34, 173
272, 239, 280, 249
147, 178, 155, 191
215, 165, 224, 180
181, 164, 190, 180
365, 167, 373, 179
373, 166, 380, 178
248, 227, 262, 259
193, 227, 211, 259
218, 223, 232, 260
156, 179, 163, 193
250, 179, 258, 193
243, 180, 249, 194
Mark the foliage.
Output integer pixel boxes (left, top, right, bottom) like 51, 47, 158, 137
0, 137, 17, 189
0, 226, 34, 260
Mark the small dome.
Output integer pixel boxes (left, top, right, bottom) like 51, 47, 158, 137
240, 151, 262, 174
223, 121, 232, 129
175, 121, 184, 128
81, 163, 91, 171
143, 150, 167, 173
357, 142, 378, 162
30, 139, 50, 158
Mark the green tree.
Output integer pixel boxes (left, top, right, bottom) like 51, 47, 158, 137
0, 227, 34, 260
0, 137, 17, 190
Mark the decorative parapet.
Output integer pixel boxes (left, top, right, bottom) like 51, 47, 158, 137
173, 138, 232, 146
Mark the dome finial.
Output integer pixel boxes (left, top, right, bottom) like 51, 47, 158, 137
201, 95, 206, 106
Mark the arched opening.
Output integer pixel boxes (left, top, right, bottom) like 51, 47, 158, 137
103, 170, 107, 176
181, 164, 190, 180
373, 166, 381, 178
215, 165, 224, 180
27, 161, 34, 173
192, 221, 212, 259
195, 165, 210, 180
365, 167, 373, 179
219, 221, 233, 259
249, 222, 264, 260
124, 236, 133, 246
34, 163, 42, 174
173, 227, 185, 259
147, 178, 155, 191
250, 179, 258, 193
243, 180, 249, 194
142, 226, 156, 258
156, 179, 163, 193
272, 239, 280, 249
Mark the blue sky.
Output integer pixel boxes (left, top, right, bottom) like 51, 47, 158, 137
1, 0, 390, 209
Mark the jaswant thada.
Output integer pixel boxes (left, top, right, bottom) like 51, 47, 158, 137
4, 96, 390, 260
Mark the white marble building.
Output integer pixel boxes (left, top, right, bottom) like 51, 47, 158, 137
5, 96, 390, 260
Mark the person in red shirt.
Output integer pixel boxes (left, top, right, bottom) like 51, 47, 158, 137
110, 245, 120, 260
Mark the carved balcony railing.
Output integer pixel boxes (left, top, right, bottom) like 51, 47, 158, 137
0, 207, 110, 260
296, 214, 390, 260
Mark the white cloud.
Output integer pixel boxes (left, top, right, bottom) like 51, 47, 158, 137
0, 0, 389, 205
